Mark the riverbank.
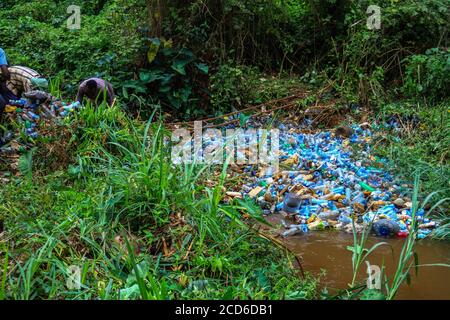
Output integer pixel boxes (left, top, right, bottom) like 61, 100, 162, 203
0, 89, 448, 300
265, 214, 450, 300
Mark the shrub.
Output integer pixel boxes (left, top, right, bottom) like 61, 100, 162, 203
403, 48, 450, 102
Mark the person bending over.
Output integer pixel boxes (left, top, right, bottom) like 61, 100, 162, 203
0, 65, 48, 97
76, 78, 115, 107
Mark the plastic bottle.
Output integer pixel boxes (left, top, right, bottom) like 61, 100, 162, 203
359, 181, 376, 192
318, 210, 339, 221
372, 219, 400, 237
339, 214, 352, 225
283, 193, 302, 213
299, 206, 310, 217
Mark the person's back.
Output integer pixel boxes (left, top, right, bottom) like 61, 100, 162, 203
4, 66, 47, 97
77, 78, 115, 106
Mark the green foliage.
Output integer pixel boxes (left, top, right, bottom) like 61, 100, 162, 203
0, 0, 149, 112
432, 218, 450, 240
209, 63, 248, 112
0, 103, 317, 299
322, 0, 449, 104
374, 101, 450, 194
165, 0, 309, 70
18, 148, 36, 180
122, 40, 210, 118
1, 0, 448, 116
210, 62, 303, 113
403, 48, 450, 102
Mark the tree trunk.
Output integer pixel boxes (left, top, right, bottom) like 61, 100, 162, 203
147, 0, 166, 37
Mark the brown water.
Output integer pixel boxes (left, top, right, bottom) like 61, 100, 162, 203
268, 216, 450, 300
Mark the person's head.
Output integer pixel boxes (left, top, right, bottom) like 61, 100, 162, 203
85, 79, 98, 97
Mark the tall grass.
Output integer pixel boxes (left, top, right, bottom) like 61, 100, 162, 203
0, 101, 317, 300
48, 76, 63, 99
347, 175, 450, 300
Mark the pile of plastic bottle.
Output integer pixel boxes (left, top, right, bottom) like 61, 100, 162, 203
5, 95, 81, 139
238, 120, 437, 240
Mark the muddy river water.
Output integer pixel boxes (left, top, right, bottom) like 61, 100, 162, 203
268, 216, 450, 299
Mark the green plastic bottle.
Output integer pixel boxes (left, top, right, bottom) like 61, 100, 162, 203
359, 181, 375, 192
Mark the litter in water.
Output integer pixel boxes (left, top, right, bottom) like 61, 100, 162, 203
235, 119, 437, 239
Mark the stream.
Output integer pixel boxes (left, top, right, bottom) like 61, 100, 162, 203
267, 215, 450, 300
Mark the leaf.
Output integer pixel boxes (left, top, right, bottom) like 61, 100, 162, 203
125, 238, 149, 299
406, 273, 411, 286
18, 148, 36, 179
239, 113, 251, 127
159, 86, 171, 93
139, 71, 164, 83
119, 284, 140, 300
346, 246, 356, 253
234, 198, 269, 225
149, 37, 161, 46
179, 87, 192, 102
195, 63, 209, 74
160, 74, 173, 86
122, 86, 129, 99
256, 269, 270, 290
222, 286, 234, 300
414, 252, 419, 276
161, 38, 173, 48
67, 165, 81, 176
179, 48, 194, 58
360, 289, 386, 300
123, 81, 147, 94
147, 40, 160, 64
171, 60, 188, 75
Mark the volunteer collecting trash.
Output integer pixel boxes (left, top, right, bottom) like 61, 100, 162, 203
76, 78, 115, 107
0, 48, 10, 123
0, 48, 13, 147
1, 65, 48, 98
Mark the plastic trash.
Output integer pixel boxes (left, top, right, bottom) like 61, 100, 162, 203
372, 219, 400, 237
282, 227, 302, 237
282, 193, 302, 213
308, 220, 326, 231
397, 231, 409, 238
339, 214, 353, 225
24, 90, 51, 102
238, 119, 437, 239
318, 211, 339, 221
359, 181, 376, 192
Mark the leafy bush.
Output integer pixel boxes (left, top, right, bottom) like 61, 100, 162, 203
0, 0, 147, 101
209, 63, 250, 113
122, 39, 210, 118
374, 101, 450, 194
328, 0, 449, 104
0, 102, 318, 299
403, 48, 450, 102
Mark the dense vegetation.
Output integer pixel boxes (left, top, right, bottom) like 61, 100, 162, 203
0, 0, 449, 299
